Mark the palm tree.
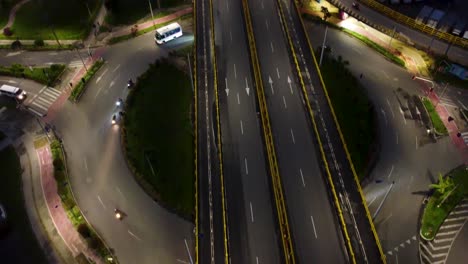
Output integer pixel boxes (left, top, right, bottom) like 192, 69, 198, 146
430, 173, 455, 195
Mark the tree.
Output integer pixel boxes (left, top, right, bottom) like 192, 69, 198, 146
430, 173, 455, 195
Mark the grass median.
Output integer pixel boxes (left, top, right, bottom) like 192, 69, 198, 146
421, 166, 468, 240
4, 0, 100, 40
319, 54, 377, 180
123, 59, 194, 219
0, 134, 47, 264
69, 59, 105, 102
0, 64, 65, 86
422, 97, 448, 135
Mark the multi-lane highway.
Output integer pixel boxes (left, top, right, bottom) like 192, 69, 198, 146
213, 0, 282, 262
245, 0, 349, 262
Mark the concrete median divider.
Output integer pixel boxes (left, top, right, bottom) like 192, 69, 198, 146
242, 0, 296, 262
275, 1, 357, 263
293, 1, 387, 263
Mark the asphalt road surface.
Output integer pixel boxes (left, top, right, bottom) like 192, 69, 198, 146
46, 31, 195, 264
248, 0, 347, 262
194, 0, 227, 262
305, 22, 464, 263
213, 0, 282, 262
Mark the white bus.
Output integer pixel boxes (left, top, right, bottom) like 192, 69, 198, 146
154, 22, 183, 44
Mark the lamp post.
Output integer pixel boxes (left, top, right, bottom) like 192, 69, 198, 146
319, 26, 328, 67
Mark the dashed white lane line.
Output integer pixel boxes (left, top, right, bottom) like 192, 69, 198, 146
97, 195, 106, 209
387, 99, 395, 118
261, 0, 264, 9
184, 239, 194, 264
415, 136, 418, 150
396, 133, 399, 145
276, 67, 280, 79
95, 68, 108, 84
128, 230, 142, 241
237, 92, 240, 105
116, 187, 124, 198
399, 107, 407, 125
270, 42, 274, 53
265, 19, 269, 30
244, 157, 249, 175
250, 202, 254, 223
387, 165, 394, 179
368, 196, 377, 207
299, 168, 305, 187
226, 0, 229, 11
83, 157, 88, 172
256, 256, 259, 264
290, 128, 295, 144
234, 63, 237, 79
310, 215, 318, 238
282, 96, 287, 109
240, 120, 244, 135
112, 64, 121, 72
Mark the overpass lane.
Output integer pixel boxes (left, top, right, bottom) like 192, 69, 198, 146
279, 0, 385, 261
246, 0, 347, 262
195, 0, 227, 262
213, 0, 281, 262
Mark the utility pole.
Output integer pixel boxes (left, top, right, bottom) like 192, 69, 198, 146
75, 48, 88, 72
148, 0, 155, 27
319, 26, 328, 66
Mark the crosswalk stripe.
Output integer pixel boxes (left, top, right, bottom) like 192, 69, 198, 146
31, 102, 48, 111
434, 237, 453, 243
27, 107, 45, 117
45, 88, 61, 97
35, 97, 53, 105
428, 242, 450, 251
436, 230, 458, 236
420, 243, 446, 258
40, 93, 57, 101
440, 223, 464, 229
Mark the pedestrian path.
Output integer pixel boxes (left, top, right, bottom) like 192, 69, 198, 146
25, 86, 62, 117
419, 199, 468, 264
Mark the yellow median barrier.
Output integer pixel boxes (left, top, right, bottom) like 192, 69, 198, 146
242, 0, 296, 262
208, 0, 230, 261
296, 2, 387, 263
275, 1, 357, 263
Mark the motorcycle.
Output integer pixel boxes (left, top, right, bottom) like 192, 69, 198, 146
116, 98, 123, 107
114, 209, 123, 220
127, 79, 134, 88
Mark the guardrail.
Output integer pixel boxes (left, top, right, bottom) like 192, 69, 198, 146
357, 0, 468, 49
275, 1, 357, 263
192, 0, 199, 262
209, 0, 230, 261
295, 1, 387, 263
241, 0, 296, 262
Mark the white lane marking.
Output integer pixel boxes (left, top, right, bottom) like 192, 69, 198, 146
240, 120, 244, 135
250, 202, 254, 223
261, 0, 264, 9
282, 96, 287, 109
270, 42, 274, 53
396, 133, 399, 145
7, 80, 17, 84
310, 215, 318, 238
399, 107, 407, 125
387, 99, 395, 118
176, 259, 189, 264
94, 84, 106, 100
6, 51, 23, 57
268, 76, 274, 94
381, 213, 393, 226
83, 157, 88, 172
128, 230, 142, 241
226, 1, 229, 11
109, 80, 115, 88
299, 168, 305, 187
245, 77, 250, 96
237, 92, 240, 105
288, 76, 293, 94
387, 165, 394, 179
112, 64, 120, 72
276, 67, 280, 79
230, 31, 232, 42
408, 175, 414, 190
234, 64, 237, 79
184, 239, 194, 264
381, 108, 388, 127
368, 196, 377, 206
97, 195, 106, 209
290, 128, 295, 144
225, 78, 229, 96
265, 19, 269, 30
244, 157, 249, 175
415, 136, 418, 150
256, 256, 259, 264
381, 70, 390, 79
116, 187, 124, 198
95, 68, 108, 84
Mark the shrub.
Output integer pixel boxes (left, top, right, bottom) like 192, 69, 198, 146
3, 27, 13, 36
34, 39, 45, 47
86, 235, 103, 250
53, 158, 64, 171
77, 223, 91, 238
10, 40, 22, 50
54, 170, 66, 183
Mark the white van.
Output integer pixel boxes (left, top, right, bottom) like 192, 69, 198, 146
0, 84, 26, 101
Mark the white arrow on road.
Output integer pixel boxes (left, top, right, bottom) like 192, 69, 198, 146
109, 80, 115, 88
288, 76, 293, 94
269, 76, 274, 94
245, 77, 250, 96
95, 68, 108, 84
225, 78, 229, 96
381, 108, 388, 127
